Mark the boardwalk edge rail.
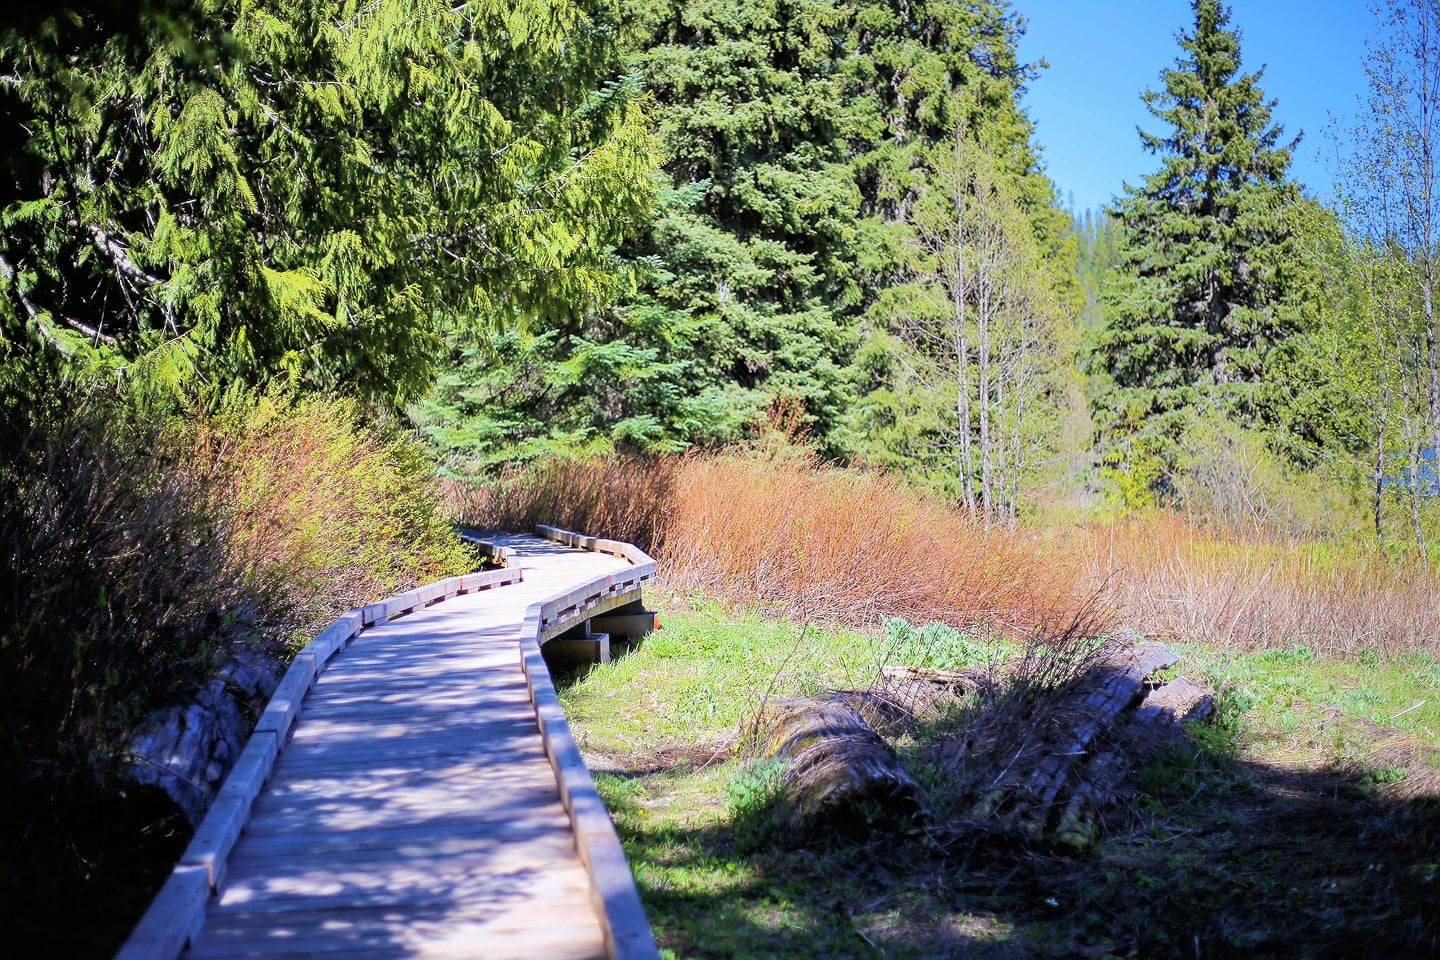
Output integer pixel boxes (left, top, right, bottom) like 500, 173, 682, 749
118, 525, 660, 960
510, 525, 661, 960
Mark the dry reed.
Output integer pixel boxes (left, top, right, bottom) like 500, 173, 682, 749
452, 451, 1090, 634
1075, 513, 1440, 655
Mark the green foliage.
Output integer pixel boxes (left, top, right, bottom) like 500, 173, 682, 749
1072, 207, 1123, 331
196, 393, 474, 636
849, 124, 1076, 519
881, 618, 998, 671
1088, 0, 1309, 500
422, 0, 1077, 475
422, 0, 863, 468
1263, 203, 1379, 466
842, 2, 1079, 508
0, 0, 657, 408
1173, 412, 1368, 539
725, 757, 789, 846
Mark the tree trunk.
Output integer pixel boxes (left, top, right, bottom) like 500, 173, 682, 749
1374, 397, 1389, 550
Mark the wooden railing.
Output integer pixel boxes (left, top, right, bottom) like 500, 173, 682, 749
502, 525, 659, 960
120, 526, 660, 960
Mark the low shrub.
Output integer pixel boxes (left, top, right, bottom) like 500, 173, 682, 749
454, 450, 1093, 633
0, 386, 475, 957
1173, 415, 1365, 540
0, 403, 243, 787
193, 394, 474, 638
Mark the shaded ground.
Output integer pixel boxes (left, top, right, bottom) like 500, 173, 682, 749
0, 777, 190, 959
593, 740, 1440, 959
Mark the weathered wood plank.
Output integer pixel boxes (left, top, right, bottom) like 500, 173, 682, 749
186, 925, 606, 960
116, 863, 211, 960
221, 819, 578, 863
180, 730, 280, 887
124, 531, 658, 960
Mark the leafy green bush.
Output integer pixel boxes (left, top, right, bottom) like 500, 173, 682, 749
1174, 415, 1364, 539
880, 617, 1000, 671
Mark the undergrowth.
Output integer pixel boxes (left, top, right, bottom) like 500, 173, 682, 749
193, 394, 473, 640
0, 387, 471, 958
456, 449, 1440, 656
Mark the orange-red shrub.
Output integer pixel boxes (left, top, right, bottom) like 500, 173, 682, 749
452, 452, 1090, 633
192, 396, 473, 635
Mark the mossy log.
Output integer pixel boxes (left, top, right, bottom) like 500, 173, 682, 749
749, 696, 927, 828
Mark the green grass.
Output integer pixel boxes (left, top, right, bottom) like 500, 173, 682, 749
563, 596, 1440, 959
559, 595, 887, 755
1179, 643, 1440, 764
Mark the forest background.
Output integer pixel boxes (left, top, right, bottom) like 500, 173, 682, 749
3, 0, 1440, 954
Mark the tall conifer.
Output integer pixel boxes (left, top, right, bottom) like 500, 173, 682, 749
0, 1, 657, 407
1089, 0, 1305, 501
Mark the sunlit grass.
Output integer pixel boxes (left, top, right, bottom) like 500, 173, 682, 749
565, 599, 1440, 959
1180, 643, 1440, 763
559, 595, 886, 754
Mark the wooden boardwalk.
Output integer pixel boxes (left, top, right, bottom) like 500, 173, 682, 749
121, 531, 659, 960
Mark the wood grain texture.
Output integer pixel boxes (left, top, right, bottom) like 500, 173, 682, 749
121, 531, 658, 960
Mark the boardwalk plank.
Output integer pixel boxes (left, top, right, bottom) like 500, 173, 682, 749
169, 534, 636, 960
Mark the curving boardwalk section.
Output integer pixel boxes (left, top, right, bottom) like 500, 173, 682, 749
120, 530, 659, 960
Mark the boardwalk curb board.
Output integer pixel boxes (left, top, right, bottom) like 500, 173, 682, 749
117, 537, 662, 959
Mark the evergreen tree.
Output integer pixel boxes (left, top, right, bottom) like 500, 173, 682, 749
0, 1, 657, 408
415, 0, 1076, 476
418, 0, 860, 470
1088, 0, 1306, 503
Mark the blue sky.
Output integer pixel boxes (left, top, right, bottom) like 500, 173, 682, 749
1015, 1, 1374, 215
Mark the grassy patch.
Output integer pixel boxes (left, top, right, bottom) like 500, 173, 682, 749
1181, 643, 1440, 760
566, 601, 1440, 959
559, 595, 884, 754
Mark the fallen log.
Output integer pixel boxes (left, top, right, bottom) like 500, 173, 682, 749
963, 643, 1189, 846
747, 695, 927, 830
1130, 676, 1215, 743
879, 664, 995, 692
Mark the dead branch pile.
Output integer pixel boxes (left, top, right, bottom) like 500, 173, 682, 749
948, 642, 1208, 850
743, 639, 1218, 851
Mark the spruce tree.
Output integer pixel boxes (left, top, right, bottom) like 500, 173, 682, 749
1088, 0, 1305, 502
419, 0, 862, 471
415, 0, 1077, 474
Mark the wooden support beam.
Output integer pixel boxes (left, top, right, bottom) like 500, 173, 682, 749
544, 632, 611, 672
589, 611, 658, 639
